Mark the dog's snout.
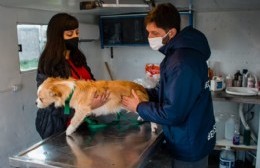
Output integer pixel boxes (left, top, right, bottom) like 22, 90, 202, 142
35, 98, 41, 108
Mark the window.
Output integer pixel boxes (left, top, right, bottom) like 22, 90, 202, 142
17, 24, 47, 72
99, 11, 193, 48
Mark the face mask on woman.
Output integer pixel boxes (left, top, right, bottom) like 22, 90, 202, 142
65, 37, 79, 51
148, 31, 170, 50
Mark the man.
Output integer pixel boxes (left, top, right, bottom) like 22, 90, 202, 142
122, 3, 216, 168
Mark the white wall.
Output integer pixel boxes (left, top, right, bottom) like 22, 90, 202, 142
0, 6, 101, 167
80, 41, 104, 79
196, 10, 260, 77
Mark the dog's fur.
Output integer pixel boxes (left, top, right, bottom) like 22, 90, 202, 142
36, 77, 157, 135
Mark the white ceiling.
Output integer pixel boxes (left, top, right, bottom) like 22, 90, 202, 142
0, 0, 259, 15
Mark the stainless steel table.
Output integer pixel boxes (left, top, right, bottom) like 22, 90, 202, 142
9, 115, 163, 168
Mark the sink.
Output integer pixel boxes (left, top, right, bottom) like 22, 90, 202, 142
225, 87, 259, 96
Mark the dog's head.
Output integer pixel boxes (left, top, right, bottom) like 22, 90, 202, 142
36, 77, 75, 108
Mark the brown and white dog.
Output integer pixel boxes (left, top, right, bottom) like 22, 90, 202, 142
36, 77, 157, 135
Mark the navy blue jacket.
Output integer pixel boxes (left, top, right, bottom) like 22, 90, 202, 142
137, 26, 216, 161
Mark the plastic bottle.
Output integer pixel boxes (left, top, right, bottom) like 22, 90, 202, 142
219, 146, 235, 168
215, 113, 225, 140
207, 61, 214, 80
238, 75, 242, 87
243, 129, 251, 146
232, 124, 240, 145
225, 74, 233, 88
247, 75, 255, 88
225, 114, 236, 140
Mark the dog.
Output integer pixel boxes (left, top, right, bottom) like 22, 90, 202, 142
36, 77, 158, 135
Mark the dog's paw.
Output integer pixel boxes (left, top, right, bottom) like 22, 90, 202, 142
66, 125, 76, 136
151, 122, 158, 133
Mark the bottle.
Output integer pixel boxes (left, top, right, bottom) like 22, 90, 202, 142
238, 75, 242, 87
243, 129, 251, 146
225, 114, 236, 140
233, 70, 242, 87
247, 75, 255, 88
225, 74, 233, 88
207, 61, 214, 80
219, 146, 235, 168
234, 70, 241, 81
215, 113, 225, 140
232, 124, 240, 145
242, 69, 248, 87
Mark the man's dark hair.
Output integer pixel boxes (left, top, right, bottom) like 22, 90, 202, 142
145, 3, 181, 33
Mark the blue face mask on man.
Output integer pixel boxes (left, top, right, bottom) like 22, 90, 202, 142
65, 37, 79, 51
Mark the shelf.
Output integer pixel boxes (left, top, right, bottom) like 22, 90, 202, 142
215, 139, 257, 150
212, 90, 259, 167
211, 91, 260, 105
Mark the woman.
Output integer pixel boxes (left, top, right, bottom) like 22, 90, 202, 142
36, 13, 107, 139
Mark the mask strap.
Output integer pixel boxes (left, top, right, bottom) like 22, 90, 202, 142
162, 31, 170, 44
163, 31, 170, 38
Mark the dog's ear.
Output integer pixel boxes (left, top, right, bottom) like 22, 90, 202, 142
49, 86, 62, 98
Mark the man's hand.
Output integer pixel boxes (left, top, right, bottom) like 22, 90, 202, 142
122, 89, 140, 112
91, 90, 110, 109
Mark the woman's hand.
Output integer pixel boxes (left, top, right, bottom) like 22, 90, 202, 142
91, 90, 110, 109
122, 90, 140, 112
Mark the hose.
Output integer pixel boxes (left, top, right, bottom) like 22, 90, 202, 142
239, 103, 257, 144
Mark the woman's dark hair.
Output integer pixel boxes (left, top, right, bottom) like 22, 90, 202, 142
38, 13, 87, 78
145, 3, 181, 33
